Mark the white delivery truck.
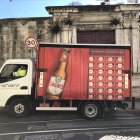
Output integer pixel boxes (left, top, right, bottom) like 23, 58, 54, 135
0, 43, 131, 119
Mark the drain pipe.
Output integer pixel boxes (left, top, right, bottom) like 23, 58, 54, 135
132, 97, 135, 110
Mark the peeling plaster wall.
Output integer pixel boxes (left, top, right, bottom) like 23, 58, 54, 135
0, 17, 51, 66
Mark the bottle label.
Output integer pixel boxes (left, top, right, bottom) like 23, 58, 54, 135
61, 52, 69, 62
48, 76, 65, 96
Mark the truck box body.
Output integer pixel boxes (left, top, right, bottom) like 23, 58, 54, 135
37, 43, 131, 101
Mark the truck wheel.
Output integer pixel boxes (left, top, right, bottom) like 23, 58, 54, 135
8, 98, 30, 118
81, 101, 102, 120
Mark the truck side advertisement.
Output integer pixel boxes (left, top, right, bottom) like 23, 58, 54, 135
37, 44, 131, 101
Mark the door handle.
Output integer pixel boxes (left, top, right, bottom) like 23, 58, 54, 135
20, 86, 28, 90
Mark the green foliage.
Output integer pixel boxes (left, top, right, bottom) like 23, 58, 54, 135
63, 18, 73, 26
110, 18, 121, 26
49, 21, 61, 34
68, 1, 81, 6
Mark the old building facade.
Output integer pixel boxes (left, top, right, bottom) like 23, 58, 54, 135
46, 4, 140, 97
0, 4, 140, 96
46, 5, 140, 73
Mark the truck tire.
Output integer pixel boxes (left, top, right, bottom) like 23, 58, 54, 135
81, 101, 102, 120
8, 98, 30, 118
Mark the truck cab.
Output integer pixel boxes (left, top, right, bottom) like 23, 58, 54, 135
0, 59, 34, 117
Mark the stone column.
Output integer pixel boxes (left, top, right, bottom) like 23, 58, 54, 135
72, 27, 77, 44
132, 28, 140, 73
116, 28, 124, 44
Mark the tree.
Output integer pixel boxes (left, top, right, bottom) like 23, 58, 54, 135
68, 1, 81, 6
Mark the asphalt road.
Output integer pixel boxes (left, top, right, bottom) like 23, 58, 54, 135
0, 108, 140, 140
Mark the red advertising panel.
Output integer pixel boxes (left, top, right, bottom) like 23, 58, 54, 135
90, 49, 131, 100
36, 44, 131, 101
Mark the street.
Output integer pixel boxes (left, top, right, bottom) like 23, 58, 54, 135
0, 105, 140, 140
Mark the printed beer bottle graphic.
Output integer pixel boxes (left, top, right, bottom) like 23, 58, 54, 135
47, 48, 71, 100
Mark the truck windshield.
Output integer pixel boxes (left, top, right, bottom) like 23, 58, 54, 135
0, 64, 28, 83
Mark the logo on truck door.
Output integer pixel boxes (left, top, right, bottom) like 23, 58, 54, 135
0, 83, 20, 88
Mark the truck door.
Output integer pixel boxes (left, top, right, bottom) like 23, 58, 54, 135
0, 63, 30, 107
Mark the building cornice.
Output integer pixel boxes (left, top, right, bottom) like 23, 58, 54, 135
46, 4, 140, 15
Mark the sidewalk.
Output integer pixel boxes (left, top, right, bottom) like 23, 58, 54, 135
99, 135, 140, 140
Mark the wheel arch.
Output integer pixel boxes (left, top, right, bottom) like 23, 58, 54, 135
78, 100, 105, 111
80, 100, 105, 119
5, 95, 33, 109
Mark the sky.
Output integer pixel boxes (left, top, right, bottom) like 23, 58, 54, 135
0, 0, 138, 19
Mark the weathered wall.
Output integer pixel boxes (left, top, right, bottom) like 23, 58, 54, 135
0, 17, 51, 66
